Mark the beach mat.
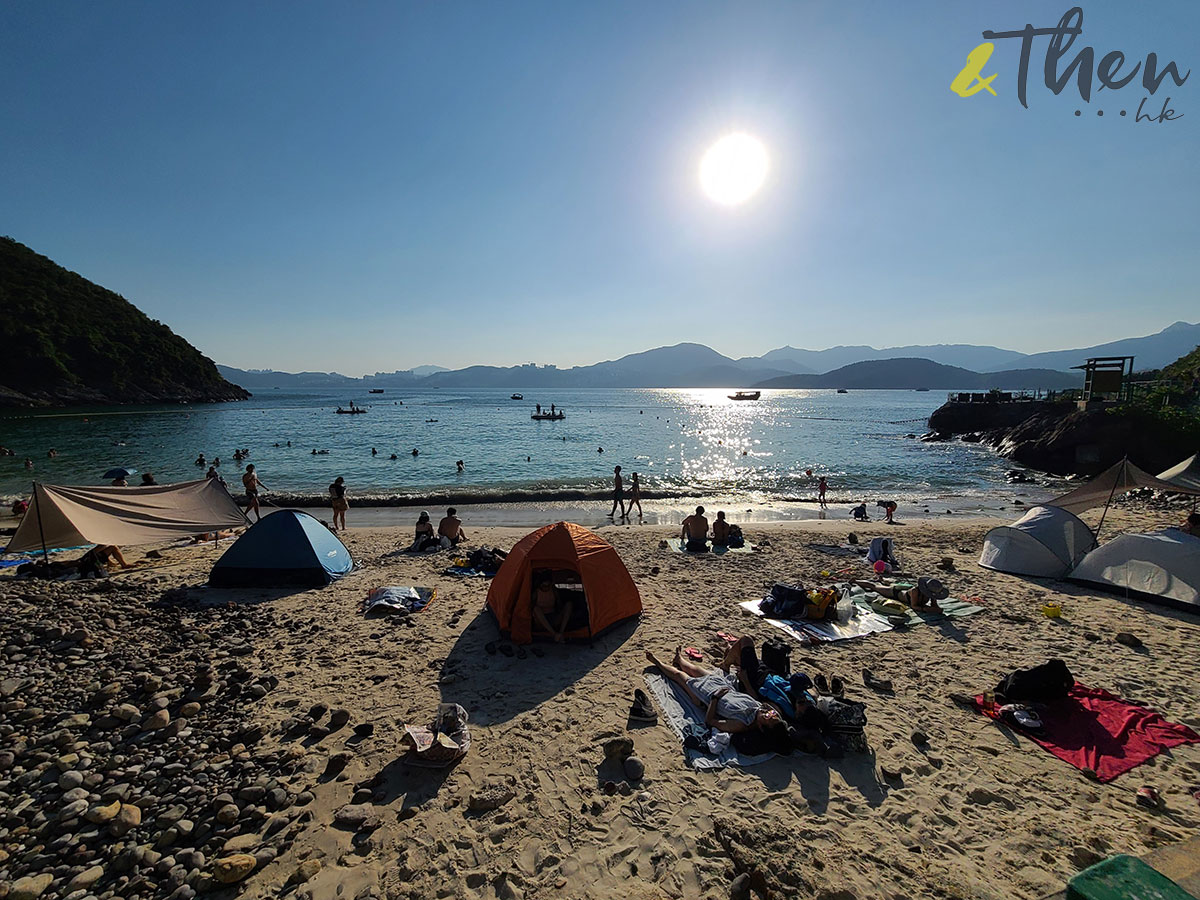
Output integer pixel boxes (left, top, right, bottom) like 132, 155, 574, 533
443, 566, 494, 578
806, 542, 867, 559
973, 684, 1200, 783
739, 599, 893, 643
667, 540, 755, 555
642, 672, 775, 771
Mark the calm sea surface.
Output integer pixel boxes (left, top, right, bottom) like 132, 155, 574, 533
0, 388, 1055, 507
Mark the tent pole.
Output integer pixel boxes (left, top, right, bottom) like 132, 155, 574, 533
1092, 457, 1126, 547
32, 482, 49, 564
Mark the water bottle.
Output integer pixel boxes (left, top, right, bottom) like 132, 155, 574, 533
836, 597, 853, 622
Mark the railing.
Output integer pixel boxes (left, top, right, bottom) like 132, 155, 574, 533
944, 388, 1079, 403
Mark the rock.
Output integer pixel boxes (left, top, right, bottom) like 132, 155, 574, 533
67, 864, 105, 891
468, 782, 515, 812
9, 873, 54, 900
111, 802, 142, 835
623, 756, 645, 782
142, 709, 170, 731
334, 804, 380, 830
113, 703, 140, 722
215, 803, 240, 825
730, 872, 752, 900
222, 833, 260, 853
322, 751, 353, 777
602, 738, 634, 761
308, 702, 329, 721
911, 731, 929, 746
329, 708, 351, 728
1115, 632, 1143, 648
60, 797, 89, 820
289, 859, 321, 884
212, 853, 257, 884
59, 770, 85, 790
178, 702, 202, 718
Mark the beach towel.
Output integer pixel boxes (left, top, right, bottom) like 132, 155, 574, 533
667, 539, 755, 555
973, 684, 1200, 783
364, 585, 436, 615
844, 584, 985, 626
642, 672, 775, 770
739, 599, 893, 643
442, 566, 494, 578
806, 543, 866, 559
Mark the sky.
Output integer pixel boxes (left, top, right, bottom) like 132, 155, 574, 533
2, 1, 1196, 375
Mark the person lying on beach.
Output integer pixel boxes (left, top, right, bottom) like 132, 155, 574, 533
645, 647, 791, 752
532, 573, 573, 643
681, 506, 709, 552
438, 508, 467, 547
189, 530, 237, 543
854, 576, 948, 612
410, 512, 440, 551
78, 545, 134, 578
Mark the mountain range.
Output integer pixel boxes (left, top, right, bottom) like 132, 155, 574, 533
218, 321, 1199, 391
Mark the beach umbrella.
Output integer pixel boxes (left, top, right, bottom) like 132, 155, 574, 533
102, 467, 137, 480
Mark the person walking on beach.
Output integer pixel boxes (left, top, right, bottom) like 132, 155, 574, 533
818, 476, 828, 509
242, 464, 266, 522
628, 472, 643, 518
609, 466, 626, 518
329, 476, 349, 532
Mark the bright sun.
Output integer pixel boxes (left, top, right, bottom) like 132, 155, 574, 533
699, 133, 769, 206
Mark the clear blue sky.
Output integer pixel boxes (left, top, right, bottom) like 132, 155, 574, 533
2, 2, 1196, 374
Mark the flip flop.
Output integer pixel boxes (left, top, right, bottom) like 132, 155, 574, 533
517, 647, 527, 659
1136, 786, 1161, 809
499, 643, 514, 657
684, 647, 704, 661
485, 641, 498, 655
814, 674, 830, 695
715, 631, 738, 644
830, 676, 845, 698
530, 647, 545, 657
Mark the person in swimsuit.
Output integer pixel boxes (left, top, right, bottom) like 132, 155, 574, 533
411, 511, 439, 550
711, 511, 731, 546
532, 573, 573, 643
329, 476, 349, 531
609, 466, 626, 518
242, 464, 266, 522
818, 476, 828, 509
627, 472, 643, 518
876, 500, 897, 523
438, 508, 467, 546
681, 506, 709, 552
854, 576, 949, 612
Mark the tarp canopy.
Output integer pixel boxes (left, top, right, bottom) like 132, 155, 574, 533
5, 480, 248, 553
1047, 458, 1199, 516
209, 510, 352, 588
1069, 529, 1200, 609
1157, 453, 1200, 493
979, 505, 1096, 578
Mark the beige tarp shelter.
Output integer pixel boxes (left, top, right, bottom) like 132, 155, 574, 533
5, 480, 248, 554
1157, 453, 1200, 494
1046, 458, 1200, 517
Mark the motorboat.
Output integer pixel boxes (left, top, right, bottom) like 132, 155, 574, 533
369, 389, 385, 394
531, 412, 565, 420
836, 389, 848, 394
336, 406, 368, 414
728, 391, 761, 401
511, 393, 523, 400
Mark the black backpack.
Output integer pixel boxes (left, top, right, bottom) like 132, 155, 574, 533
761, 582, 807, 618
726, 524, 745, 548
761, 638, 791, 676
994, 660, 1074, 704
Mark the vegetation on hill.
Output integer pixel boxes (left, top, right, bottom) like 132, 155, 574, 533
0, 237, 249, 407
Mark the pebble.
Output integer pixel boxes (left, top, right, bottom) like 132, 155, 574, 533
623, 756, 645, 782
9, 873, 54, 900
290, 859, 322, 884
213, 853, 257, 884
329, 708, 351, 728
1115, 632, 1144, 648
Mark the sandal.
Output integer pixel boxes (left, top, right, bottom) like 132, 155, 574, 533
498, 643, 514, 657
684, 647, 704, 661
830, 676, 845, 698
814, 674, 830, 695
517, 646, 527, 659
485, 641, 498, 656
1136, 786, 1161, 809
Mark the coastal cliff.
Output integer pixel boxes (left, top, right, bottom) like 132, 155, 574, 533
0, 237, 249, 407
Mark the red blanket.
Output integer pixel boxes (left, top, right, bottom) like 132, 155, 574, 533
975, 683, 1200, 783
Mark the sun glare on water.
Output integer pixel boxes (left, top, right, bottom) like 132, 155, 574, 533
699, 133, 769, 206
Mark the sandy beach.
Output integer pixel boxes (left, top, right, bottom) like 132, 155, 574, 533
2, 505, 1199, 900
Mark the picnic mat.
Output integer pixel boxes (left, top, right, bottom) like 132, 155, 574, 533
739, 599, 893, 643
806, 542, 867, 559
442, 566, 495, 578
973, 684, 1200, 783
643, 671, 775, 771
667, 540, 755, 555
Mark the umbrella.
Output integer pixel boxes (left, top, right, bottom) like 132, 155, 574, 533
103, 467, 137, 480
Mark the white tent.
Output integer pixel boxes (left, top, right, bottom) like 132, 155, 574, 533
1046, 458, 1192, 516
978, 505, 1096, 578
5, 480, 248, 554
1157, 453, 1200, 494
1069, 529, 1200, 608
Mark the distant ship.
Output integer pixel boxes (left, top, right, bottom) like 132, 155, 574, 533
836, 389, 848, 393
531, 411, 565, 420
914, 388, 930, 392
511, 393, 523, 400
728, 391, 761, 401
369, 388, 385, 394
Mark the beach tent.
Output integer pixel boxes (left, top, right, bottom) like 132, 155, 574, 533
1157, 453, 1200, 494
486, 521, 641, 644
1069, 529, 1200, 609
1046, 458, 1196, 516
5, 479, 248, 554
978, 505, 1096, 578
208, 510, 353, 588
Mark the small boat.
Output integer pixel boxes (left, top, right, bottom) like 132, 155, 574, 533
336, 407, 368, 414
836, 389, 848, 394
531, 412, 565, 421
914, 387, 930, 392
369, 389, 385, 394
425, 418, 438, 423
728, 391, 761, 401
511, 393, 523, 400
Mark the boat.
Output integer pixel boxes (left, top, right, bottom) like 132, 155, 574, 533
728, 391, 761, 401
369, 389, 384, 394
511, 393, 523, 400
336, 407, 368, 414
425, 418, 438, 423
836, 389, 848, 394
531, 412, 565, 421
914, 387, 930, 392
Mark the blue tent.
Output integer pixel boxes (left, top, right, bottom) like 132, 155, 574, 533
209, 510, 353, 588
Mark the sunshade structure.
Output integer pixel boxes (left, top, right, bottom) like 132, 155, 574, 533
1047, 458, 1199, 517
5, 480, 247, 554
1069, 529, 1200, 609
486, 522, 642, 644
979, 505, 1096, 578
1157, 453, 1200, 494
102, 467, 137, 480
209, 510, 353, 588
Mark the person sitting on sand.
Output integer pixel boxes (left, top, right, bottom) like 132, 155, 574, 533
190, 529, 237, 543
681, 506, 709, 552
78, 545, 133, 578
111, 476, 128, 486
411, 511, 439, 551
851, 502, 870, 522
140, 473, 158, 486
876, 500, 897, 524
438, 508, 467, 547
1181, 512, 1200, 537
532, 573, 573, 643
854, 576, 949, 612
644, 648, 792, 752
711, 511, 731, 546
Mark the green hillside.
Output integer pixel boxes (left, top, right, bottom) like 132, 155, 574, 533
0, 237, 249, 407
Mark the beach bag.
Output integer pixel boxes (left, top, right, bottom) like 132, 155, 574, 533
682, 723, 711, 752
817, 696, 868, 751
402, 703, 471, 768
761, 639, 791, 676
994, 659, 1074, 704
800, 588, 838, 621
726, 525, 745, 548
762, 582, 807, 618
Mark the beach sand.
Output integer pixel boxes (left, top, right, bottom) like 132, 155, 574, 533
2, 506, 1199, 900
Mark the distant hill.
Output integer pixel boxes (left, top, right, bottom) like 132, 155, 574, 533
759, 343, 1030, 373
0, 237, 249, 407
754, 358, 1084, 391
215, 365, 434, 390
1010, 321, 1200, 373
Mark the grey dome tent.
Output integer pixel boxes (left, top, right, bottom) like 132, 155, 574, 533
1069, 528, 1200, 609
978, 505, 1096, 578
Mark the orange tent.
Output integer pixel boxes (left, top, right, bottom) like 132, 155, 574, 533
486, 522, 642, 644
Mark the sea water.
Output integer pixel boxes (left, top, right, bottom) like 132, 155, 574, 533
0, 388, 1056, 510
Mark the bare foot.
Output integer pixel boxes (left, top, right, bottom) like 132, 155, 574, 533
644, 649, 663, 668
673, 645, 683, 667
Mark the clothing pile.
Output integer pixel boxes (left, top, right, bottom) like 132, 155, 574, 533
401, 704, 471, 768
363, 585, 435, 616
466, 547, 507, 574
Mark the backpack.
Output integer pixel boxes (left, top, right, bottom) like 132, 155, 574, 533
817, 696, 868, 751
726, 524, 745, 548
994, 660, 1074, 704
761, 639, 791, 676
761, 582, 807, 618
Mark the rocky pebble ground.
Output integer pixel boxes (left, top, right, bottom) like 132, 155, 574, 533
0, 579, 335, 900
